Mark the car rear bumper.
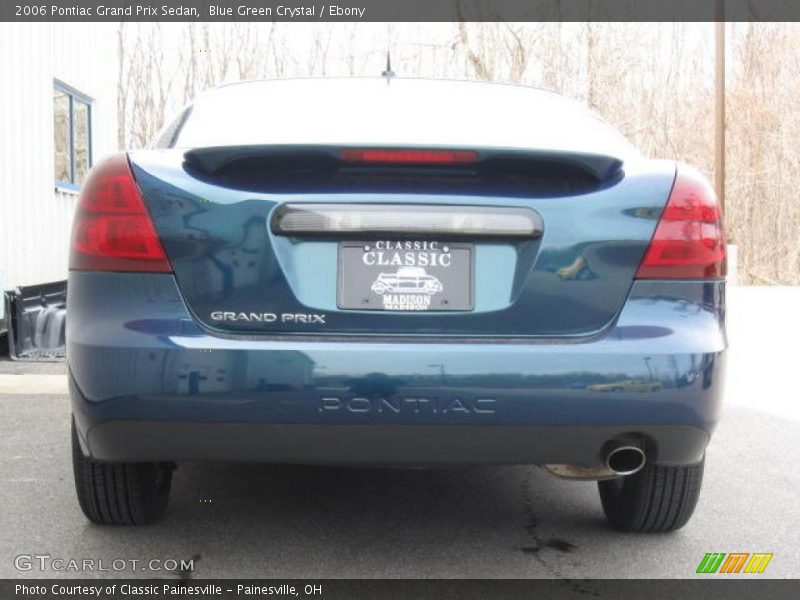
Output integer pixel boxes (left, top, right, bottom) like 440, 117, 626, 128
67, 272, 726, 467
77, 418, 709, 467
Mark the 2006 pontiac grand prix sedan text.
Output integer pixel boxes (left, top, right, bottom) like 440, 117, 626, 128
68, 78, 726, 531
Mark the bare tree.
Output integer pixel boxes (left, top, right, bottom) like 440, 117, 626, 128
116, 22, 800, 284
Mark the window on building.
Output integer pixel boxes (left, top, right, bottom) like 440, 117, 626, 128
54, 81, 92, 188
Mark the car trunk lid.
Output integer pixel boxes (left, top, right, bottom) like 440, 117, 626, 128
130, 146, 676, 339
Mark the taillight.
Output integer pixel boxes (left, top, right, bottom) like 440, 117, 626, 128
340, 148, 478, 165
70, 154, 172, 273
635, 166, 725, 279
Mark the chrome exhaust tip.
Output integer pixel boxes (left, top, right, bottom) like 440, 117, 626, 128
541, 439, 648, 480
605, 445, 646, 476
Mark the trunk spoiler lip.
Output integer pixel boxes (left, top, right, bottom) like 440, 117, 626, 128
181, 144, 625, 183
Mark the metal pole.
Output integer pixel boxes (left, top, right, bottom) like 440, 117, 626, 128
715, 5, 726, 212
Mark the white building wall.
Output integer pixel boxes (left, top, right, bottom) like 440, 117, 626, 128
0, 23, 118, 290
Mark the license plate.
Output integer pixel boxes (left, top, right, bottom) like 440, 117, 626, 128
337, 241, 473, 311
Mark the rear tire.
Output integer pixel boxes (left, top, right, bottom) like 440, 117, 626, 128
598, 457, 704, 532
72, 419, 172, 525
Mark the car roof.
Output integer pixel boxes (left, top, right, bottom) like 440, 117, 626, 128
174, 77, 637, 159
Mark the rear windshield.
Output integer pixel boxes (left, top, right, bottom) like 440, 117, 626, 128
166, 78, 637, 160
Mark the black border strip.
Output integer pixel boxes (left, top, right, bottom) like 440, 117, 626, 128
4, 0, 800, 23
2, 579, 798, 599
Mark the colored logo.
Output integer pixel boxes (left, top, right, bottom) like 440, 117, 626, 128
696, 553, 773, 574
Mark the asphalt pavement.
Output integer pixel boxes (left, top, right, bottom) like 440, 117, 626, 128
1, 287, 798, 579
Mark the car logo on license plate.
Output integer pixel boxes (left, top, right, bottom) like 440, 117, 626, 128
371, 267, 444, 310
